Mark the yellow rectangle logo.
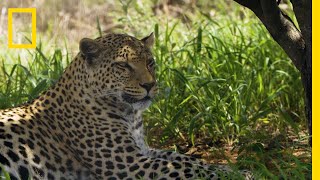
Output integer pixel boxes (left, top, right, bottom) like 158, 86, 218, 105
8, 8, 37, 48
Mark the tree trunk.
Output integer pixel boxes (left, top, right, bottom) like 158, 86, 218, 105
232, 0, 312, 146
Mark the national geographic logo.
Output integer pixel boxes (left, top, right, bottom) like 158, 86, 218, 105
8, 8, 36, 48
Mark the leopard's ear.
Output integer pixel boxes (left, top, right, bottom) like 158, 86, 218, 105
141, 32, 154, 48
79, 38, 101, 64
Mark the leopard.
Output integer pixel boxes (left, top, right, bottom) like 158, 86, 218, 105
0, 33, 254, 180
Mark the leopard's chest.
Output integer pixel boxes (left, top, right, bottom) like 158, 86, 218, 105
127, 111, 149, 154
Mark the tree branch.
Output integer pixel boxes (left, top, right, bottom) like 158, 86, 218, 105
291, 0, 311, 49
232, 0, 312, 146
291, 0, 312, 146
291, 1, 304, 24
233, 0, 262, 17
233, 0, 306, 72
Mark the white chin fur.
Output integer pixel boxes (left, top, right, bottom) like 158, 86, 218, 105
132, 100, 152, 110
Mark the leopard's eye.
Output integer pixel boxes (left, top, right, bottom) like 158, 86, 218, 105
114, 62, 132, 71
147, 59, 155, 69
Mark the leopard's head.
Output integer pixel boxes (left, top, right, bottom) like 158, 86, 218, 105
79, 33, 157, 110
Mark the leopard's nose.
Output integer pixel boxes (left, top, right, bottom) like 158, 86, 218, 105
139, 82, 155, 92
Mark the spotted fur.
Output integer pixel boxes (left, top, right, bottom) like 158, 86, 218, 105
0, 33, 253, 179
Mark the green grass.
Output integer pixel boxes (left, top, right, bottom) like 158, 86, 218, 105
0, 0, 310, 179
0, 44, 69, 108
